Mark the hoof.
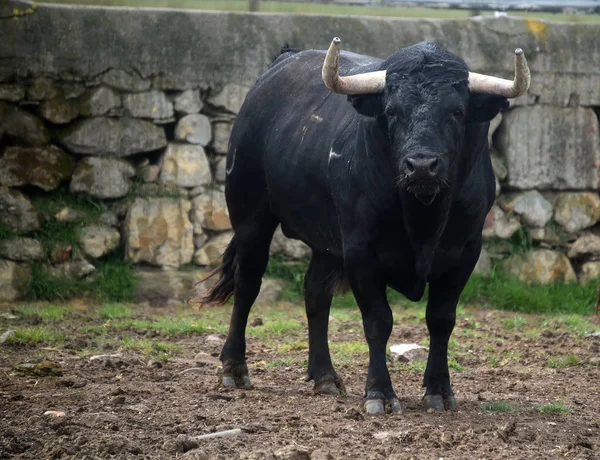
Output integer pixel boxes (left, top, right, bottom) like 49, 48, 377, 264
314, 376, 346, 396
423, 394, 456, 412
222, 374, 252, 389
364, 398, 402, 415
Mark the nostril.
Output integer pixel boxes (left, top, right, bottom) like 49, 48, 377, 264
428, 158, 439, 173
405, 158, 415, 173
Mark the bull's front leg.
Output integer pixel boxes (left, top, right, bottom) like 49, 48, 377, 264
423, 240, 481, 411
345, 243, 401, 416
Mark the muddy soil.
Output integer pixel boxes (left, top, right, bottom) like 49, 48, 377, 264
1, 303, 599, 460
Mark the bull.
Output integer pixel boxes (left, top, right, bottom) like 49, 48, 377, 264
200, 37, 530, 415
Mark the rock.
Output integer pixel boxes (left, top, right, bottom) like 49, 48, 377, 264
99, 211, 119, 228
79, 225, 121, 259
212, 121, 233, 154
554, 193, 600, 233
0, 330, 16, 345
55, 207, 87, 223
389, 343, 428, 363
215, 157, 227, 183
123, 90, 173, 120
256, 279, 285, 306
530, 227, 564, 245
0, 186, 40, 232
57, 117, 167, 156
27, 78, 58, 100
0, 102, 49, 147
488, 113, 502, 147
76, 86, 121, 116
482, 205, 521, 240
505, 191, 554, 228
568, 234, 600, 259
194, 231, 233, 266
39, 97, 78, 124
49, 259, 95, 279
503, 250, 576, 284
175, 113, 212, 146
134, 267, 208, 306
159, 143, 212, 188
0, 145, 75, 191
0, 238, 44, 261
189, 185, 207, 198
173, 89, 202, 114
498, 106, 600, 190
140, 164, 160, 183
194, 232, 208, 249
70, 156, 136, 199
0, 84, 25, 102
147, 358, 162, 369
208, 84, 250, 114
473, 246, 492, 277
269, 226, 312, 259
311, 449, 334, 460
579, 262, 600, 284
490, 154, 508, 181
495, 176, 500, 198
584, 331, 600, 338
135, 182, 185, 198
191, 191, 231, 231
61, 82, 86, 99
274, 446, 310, 460
13, 361, 63, 377
44, 411, 66, 417
102, 69, 151, 92
125, 198, 194, 268
182, 450, 210, 459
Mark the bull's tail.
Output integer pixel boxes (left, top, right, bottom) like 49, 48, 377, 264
194, 237, 238, 307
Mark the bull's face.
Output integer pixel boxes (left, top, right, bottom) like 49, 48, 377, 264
322, 39, 529, 206
379, 78, 508, 205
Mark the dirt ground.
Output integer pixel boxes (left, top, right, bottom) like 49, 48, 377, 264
1, 300, 600, 460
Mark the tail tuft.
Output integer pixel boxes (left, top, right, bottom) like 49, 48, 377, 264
192, 237, 237, 307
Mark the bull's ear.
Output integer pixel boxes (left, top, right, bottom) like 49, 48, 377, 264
467, 93, 509, 123
347, 93, 383, 117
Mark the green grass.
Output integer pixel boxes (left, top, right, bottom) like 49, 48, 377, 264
5, 328, 65, 346
98, 303, 134, 319
537, 402, 568, 414
18, 305, 71, 320
25, 258, 136, 302
502, 316, 528, 329
480, 401, 514, 413
38, 0, 600, 22
460, 271, 598, 316
546, 354, 581, 368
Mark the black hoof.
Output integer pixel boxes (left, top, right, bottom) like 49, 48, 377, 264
221, 361, 252, 389
423, 394, 456, 412
364, 397, 402, 415
314, 375, 346, 396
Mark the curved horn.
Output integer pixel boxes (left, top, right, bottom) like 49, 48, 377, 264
468, 48, 531, 98
322, 37, 386, 95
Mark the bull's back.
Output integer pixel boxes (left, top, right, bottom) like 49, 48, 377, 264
226, 50, 381, 253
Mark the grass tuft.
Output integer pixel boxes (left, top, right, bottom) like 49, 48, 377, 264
98, 303, 133, 319
18, 305, 71, 320
546, 354, 581, 368
481, 401, 514, 413
6, 328, 64, 346
537, 402, 568, 414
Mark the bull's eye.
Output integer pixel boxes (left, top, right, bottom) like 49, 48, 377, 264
453, 107, 465, 119
385, 107, 395, 118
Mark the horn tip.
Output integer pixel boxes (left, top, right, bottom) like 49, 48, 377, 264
514, 48, 524, 56
333, 37, 341, 45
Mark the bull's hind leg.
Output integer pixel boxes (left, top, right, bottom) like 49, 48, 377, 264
304, 252, 346, 396
220, 215, 278, 389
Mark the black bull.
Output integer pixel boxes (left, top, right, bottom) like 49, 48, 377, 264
200, 39, 530, 415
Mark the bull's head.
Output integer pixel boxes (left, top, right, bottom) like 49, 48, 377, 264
322, 38, 530, 206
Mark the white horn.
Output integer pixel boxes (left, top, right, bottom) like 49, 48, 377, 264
322, 37, 387, 95
468, 48, 531, 98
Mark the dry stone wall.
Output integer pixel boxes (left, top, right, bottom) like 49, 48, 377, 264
0, 1, 599, 301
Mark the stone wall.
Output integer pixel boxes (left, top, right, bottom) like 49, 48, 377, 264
0, 2, 599, 302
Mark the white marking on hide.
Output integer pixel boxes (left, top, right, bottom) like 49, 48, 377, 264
329, 148, 341, 161
310, 114, 323, 122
